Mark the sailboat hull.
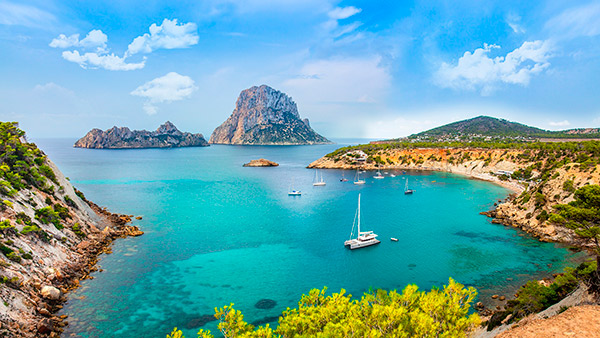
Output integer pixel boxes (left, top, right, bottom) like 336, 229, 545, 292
345, 238, 381, 249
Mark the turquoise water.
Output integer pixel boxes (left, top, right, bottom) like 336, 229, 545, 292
33, 139, 582, 338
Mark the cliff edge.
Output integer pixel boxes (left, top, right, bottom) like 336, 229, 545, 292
0, 122, 142, 337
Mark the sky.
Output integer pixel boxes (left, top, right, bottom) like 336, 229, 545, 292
1, 0, 599, 139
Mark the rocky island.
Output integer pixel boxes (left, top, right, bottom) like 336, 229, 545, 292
0, 122, 142, 337
74, 121, 208, 149
243, 159, 279, 167
209, 85, 331, 145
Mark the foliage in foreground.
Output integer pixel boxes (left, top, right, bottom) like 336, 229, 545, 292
168, 278, 480, 338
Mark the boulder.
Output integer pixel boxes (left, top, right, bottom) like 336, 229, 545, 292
40, 285, 61, 300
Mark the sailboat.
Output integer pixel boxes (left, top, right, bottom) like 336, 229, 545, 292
353, 168, 365, 185
374, 170, 384, 179
288, 178, 301, 196
404, 178, 415, 194
340, 173, 348, 182
313, 169, 326, 186
344, 193, 380, 249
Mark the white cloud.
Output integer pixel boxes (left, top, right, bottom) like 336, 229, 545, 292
549, 120, 570, 127
131, 72, 197, 114
283, 56, 390, 104
51, 19, 196, 71
328, 6, 361, 20
126, 19, 199, 56
546, 2, 600, 39
62, 50, 146, 71
33, 82, 75, 96
506, 13, 525, 34
322, 6, 362, 39
0, 2, 55, 28
435, 40, 553, 94
49, 33, 80, 48
50, 30, 107, 51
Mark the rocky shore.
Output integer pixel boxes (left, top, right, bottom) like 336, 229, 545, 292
0, 135, 143, 337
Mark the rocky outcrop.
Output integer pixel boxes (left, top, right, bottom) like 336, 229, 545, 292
209, 85, 331, 145
1, 125, 143, 337
74, 121, 208, 149
243, 159, 279, 167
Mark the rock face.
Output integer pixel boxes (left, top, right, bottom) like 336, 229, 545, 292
209, 85, 331, 145
74, 121, 208, 149
243, 159, 279, 167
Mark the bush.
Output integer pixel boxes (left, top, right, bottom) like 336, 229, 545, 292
20, 225, 41, 234
6, 251, 21, 263
35, 206, 63, 229
64, 195, 78, 209
563, 179, 575, 193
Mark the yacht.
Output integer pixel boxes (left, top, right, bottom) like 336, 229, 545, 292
344, 194, 380, 249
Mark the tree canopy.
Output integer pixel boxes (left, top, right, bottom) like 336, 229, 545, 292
168, 278, 480, 338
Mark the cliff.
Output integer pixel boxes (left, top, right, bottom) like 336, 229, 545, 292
74, 121, 208, 149
209, 85, 331, 145
309, 142, 600, 246
0, 122, 142, 337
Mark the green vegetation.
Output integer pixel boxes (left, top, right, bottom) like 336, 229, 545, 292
0, 122, 57, 196
487, 260, 597, 330
550, 185, 600, 281
71, 222, 85, 237
169, 278, 480, 338
34, 206, 63, 229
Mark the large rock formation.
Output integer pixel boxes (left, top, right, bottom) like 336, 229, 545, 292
74, 121, 208, 148
209, 85, 331, 145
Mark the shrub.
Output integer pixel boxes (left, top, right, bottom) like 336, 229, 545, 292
2, 200, 13, 208
6, 251, 21, 263
34, 207, 62, 229
563, 179, 575, 193
64, 195, 78, 209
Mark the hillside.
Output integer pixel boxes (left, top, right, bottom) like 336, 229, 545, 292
0, 122, 142, 337
209, 85, 331, 145
411, 116, 546, 138
388, 116, 600, 142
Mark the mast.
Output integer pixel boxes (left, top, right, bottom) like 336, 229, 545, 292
357, 193, 361, 234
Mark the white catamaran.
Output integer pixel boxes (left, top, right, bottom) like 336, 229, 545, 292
313, 169, 326, 186
344, 193, 380, 249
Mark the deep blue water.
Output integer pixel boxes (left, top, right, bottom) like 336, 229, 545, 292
32, 138, 582, 338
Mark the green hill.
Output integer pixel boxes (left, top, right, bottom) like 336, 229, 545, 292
404, 116, 600, 141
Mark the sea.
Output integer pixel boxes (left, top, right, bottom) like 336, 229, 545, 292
31, 138, 584, 338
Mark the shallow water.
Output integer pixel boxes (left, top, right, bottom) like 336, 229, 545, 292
33, 138, 583, 338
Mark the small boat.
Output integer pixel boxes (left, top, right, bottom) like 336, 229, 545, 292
374, 170, 384, 179
354, 169, 365, 185
390, 174, 396, 178
344, 194, 380, 250
404, 178, 415, 194
391, 238, 398, 242
340, 173, 348, 182
384, 172, 389, 174
288, 178, 301, 196
313, 169, 326, 186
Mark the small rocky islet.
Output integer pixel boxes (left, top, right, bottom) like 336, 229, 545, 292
243, 159, 279, 167
74, 121, 208, 149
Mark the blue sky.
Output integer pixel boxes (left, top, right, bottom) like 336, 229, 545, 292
1, 0, 599, 139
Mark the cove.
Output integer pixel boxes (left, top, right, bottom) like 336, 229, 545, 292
33, 139, 583, 338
